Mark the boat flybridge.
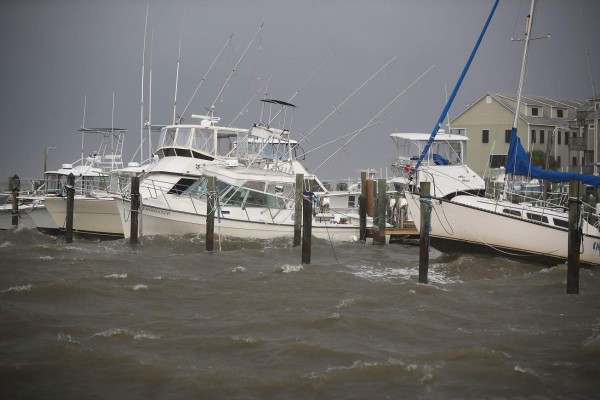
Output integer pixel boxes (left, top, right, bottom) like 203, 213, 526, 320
44, 127, 129, 195
389, 129, 485, 199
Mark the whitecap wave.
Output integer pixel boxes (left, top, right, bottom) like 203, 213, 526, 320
2, 284, 32, 293
276, 264, 303, 273
104, 273, 127, 279
132, 284, 148, 291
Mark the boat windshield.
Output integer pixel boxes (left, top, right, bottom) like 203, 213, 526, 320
184, 177, 289, 209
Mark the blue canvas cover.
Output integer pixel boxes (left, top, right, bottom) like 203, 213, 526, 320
506, 127, 600, 186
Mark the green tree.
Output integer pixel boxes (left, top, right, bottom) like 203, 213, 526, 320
528, 149, 560, 170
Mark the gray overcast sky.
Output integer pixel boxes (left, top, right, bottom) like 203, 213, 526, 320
1, 0, 599, 182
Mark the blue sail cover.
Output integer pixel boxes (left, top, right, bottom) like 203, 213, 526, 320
506, 128, 600, 186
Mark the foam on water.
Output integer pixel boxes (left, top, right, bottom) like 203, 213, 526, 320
104, 273, 128, 279
276, 264, 303, 273
92, 328, 161, 340
2, 283, 32, 293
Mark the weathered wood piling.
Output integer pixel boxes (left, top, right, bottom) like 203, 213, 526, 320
10, 175, 19, 227
129, 176, 140, 244
294, 174, 303, 247
302, 192, 313, 264
567, 180, 581, 294
419, 181, 431, 284
65, 173, 75, 243
206, 176, 216, 252
359, 172, 367, 242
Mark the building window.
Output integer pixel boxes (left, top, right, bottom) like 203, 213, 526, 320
505, 130, 512, 143
572, 156, 577, 166
540, 130, 545, 144
557, 131, 562, 145
565, 132, 569, 145
531, 107, 539, 116
482, 130, 489, 143
557, 109, 564, 118
582, 157, 585, 167
557, 156, 561, 167
531, 130, 536, 143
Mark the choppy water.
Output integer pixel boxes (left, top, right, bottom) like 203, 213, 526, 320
1, 228, 599, 400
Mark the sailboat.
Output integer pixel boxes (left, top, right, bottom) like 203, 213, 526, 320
404, 0, 600, 266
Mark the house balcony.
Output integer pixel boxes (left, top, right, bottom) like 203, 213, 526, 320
569, 136, 587, 151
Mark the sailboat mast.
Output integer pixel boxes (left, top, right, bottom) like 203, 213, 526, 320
512, 0, 536, 136
149, 28, 154, 159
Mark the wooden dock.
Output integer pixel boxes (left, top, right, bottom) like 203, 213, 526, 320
366, 221, 419, 240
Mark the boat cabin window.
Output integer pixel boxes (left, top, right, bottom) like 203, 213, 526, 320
184, 177, 288, 209
526, 212, 548, 223
502, 208, 521, 217
176, 128, 193, 147
45, 173, 61, 194
192, 128, 215, 154
168, 178, 198, 195
348, 195, 356, 208
161, 128, 176, 147
553, 218, 569, 228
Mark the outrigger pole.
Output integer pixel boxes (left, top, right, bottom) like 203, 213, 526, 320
209, 23, 264, 116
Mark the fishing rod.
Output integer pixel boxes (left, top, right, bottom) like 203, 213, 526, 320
209, 23, 264, 116
298, 122, 380, 158
266, 53, 335, 126
294, 56, 396, 148
312, 64, 435, 174
179, 35, 233, 123
228, 53, 292, 127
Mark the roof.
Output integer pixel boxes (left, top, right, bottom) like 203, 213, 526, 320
451, 92, 589, 128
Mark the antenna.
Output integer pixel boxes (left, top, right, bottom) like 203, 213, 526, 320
579, 1, 598, 174
172, 12, 185, 124
81, 94, 86, 164
210, 23, 264, 115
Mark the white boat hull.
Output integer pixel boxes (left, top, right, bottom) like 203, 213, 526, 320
405, 191, 600, 266
44, 196, 124, 237
115, 198, 361, 242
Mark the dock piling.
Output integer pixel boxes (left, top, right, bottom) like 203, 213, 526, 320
294, 174, 303, 247
10, 175, 20, 227
419, 182, 431, 284
302, 192, 313, 264
359, 171, 367, 242
567, 180, 581, 294
65, 173, 75, 243
130, 176, 140, 244
375, 178, 387, 245
206, 176, 216, 252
